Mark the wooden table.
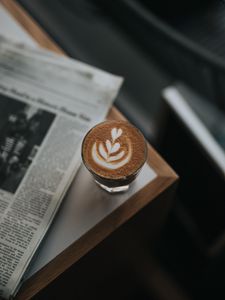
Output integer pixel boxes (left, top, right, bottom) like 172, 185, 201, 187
0, 1, 178, 299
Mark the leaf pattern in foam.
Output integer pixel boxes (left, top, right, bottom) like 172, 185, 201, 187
111, 142, 120, 153
111, 128, 123, 142
99, 143, 107, 160
108, 150, 125, 162
106, 140, 112, 153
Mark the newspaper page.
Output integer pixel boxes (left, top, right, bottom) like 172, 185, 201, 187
0, 36, 123, 299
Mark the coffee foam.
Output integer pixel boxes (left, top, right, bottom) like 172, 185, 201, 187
82, 120, 147, 180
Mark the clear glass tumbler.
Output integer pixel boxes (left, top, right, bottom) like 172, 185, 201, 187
81, 120, 147, 193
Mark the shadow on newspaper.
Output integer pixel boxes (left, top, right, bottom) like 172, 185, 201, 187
0, 94, 55, 194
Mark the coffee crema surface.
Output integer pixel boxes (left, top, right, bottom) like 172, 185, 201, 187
82, 120, 147, 180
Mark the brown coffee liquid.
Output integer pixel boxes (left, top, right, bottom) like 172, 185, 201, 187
82, 120, 147, 180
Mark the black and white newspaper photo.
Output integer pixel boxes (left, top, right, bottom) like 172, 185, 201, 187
0, 95, 55, 194
0, 36, 123, 299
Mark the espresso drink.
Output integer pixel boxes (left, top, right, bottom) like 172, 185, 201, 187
82, 120, 147, 191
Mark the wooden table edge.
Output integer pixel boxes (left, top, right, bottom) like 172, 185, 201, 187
0, 1, 179, 299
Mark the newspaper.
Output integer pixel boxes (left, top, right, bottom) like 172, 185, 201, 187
0, 36, 123, 299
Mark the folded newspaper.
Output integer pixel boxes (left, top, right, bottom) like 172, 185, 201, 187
0, 35, 123, 299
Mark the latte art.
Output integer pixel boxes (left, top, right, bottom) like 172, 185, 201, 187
91, 128, 132, 170
82, 120, 147, 182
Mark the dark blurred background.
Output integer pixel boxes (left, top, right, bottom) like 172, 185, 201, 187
17, 0, 225, 299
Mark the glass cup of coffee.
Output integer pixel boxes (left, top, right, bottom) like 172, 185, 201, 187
81, 120, 147, 193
